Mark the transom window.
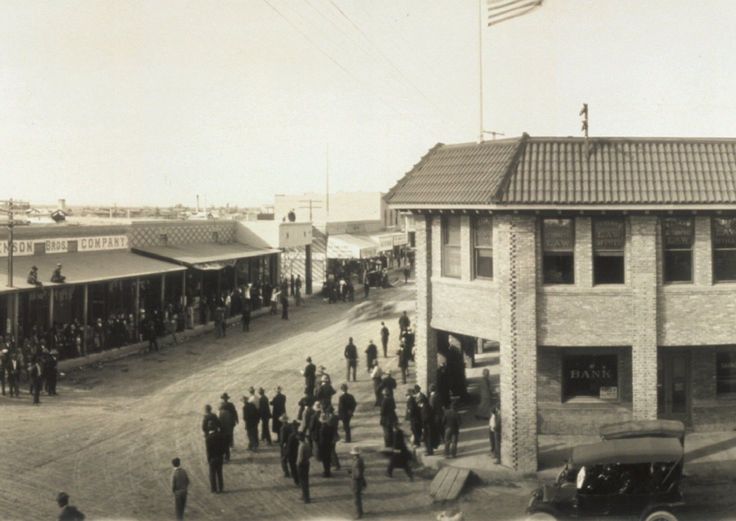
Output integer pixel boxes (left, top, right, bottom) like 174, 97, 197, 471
472, 216, 493, 279
712, 217, 736, 282
593, 218, 625, 284
442, 215, 461, 278
543, 218, 574, 284
662, 217, 694, 283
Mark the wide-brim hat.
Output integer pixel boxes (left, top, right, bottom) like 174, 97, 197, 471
221, 393, 230, 400
350, 447, 361, 455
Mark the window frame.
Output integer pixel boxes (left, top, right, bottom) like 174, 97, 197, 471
441, 215, 462, 279
592, 217, 626, 285
472, 215, 493, 280
542, 217, 575, 285
561, 353, 620, 403
716, 350, 736, 397
661, 217, 694, 284
712, 217, 736, 283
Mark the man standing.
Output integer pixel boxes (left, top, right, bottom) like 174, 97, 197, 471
398, 342, 410, 384
280, 291, 289, 320
404, 388, 420, 447
205, 427, 225, 493
318, 411, 336, 477
490, 406, 501, 464
56, 492, 85, 521
241, 297, 251, 332
364, 340, 377, 373
270, 386, 287, 441
380, 370, 397, 399
171, 458, 189, 520
408, 386, 424, 447
398, 311, 410, 334
338, 383, 357, 443
419, 391, 434, 456
218, 403, 235, 463
7, 352, 19, 397
258, 387, 272, 445
201, 404, 221, 435
315, 375, 336, 410
278, 414, 293, 478
380, 322, 389, 358
0, 348, 7, 396
303, 356, 316, 397
287, 422, 301, 486
296, 431, 312, 503
362, 272, 370, 299
379, 388, 397, 448
30, 357, 43, 405
242, 395, 260, 451
443, 398, 461, 459
295, 275, 302, 306
350, 447, 366, 519
220, 393, 239, 447
370, 361, 383, 406
344, 337, 358, 382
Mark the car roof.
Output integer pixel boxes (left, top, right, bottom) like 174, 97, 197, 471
571, 437, 683, 466
599, 419, 685, 440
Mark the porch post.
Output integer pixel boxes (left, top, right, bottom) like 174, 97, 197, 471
82, 284, 88, 355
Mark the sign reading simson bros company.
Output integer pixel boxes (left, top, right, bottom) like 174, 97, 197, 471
0, 235, 129, 257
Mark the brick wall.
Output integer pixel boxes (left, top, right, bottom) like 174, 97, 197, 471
414, 214, 437, 391
690, 347, 736, 430
128, 221, 236, 247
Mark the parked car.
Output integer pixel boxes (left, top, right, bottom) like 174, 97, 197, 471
526, 437, 685, 521
599, 419, 685, 446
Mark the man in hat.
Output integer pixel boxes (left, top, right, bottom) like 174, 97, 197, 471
30, 356, 43, 405
287, 420, 301, 486
241, 289, 251, 332
6, 351, 19, 398
318, 410, 336, 477
205, 425, 226, 493
443, 397, 461, 458
258, 387, 272, 445
56, 492, 85, 521
379, 370, 397, 398
218, 402, 235, 462
349, 447, 367, 519
51, 263, 66, 283
201, 404, 221, 435
296, 431, 312, 503
27, 266, 42, 287
408, 386, 424, 447
338, 383, 357, 443
171, 457, 189, 521
220, 393, 239, 446
307, 402, 322, 455
344, 337, 358, 382
380, 322, 389, 358
278, 414, 293, 478
398, 341, 411, 384
379, 388, 397, 448
398, 311, 410, 334
315, 374, 335, 410
242, 395, 260, 451
387, 423, 414, 481
302, 356, 316, 397
270, 386, 287, 441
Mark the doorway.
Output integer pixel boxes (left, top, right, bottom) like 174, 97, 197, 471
657, 349, 691, 422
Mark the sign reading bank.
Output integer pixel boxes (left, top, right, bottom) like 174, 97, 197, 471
0, 235, 129, 257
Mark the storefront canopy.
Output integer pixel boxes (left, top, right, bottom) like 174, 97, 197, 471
368, 231, 408, 251
327, 234, 379, 259
0, 251, 186, 293
133, 242, 280, 267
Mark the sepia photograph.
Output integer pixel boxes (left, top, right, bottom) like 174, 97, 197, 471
2, 1, 736, 520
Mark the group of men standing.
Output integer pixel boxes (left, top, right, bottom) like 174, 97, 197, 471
0, 346, 58, 404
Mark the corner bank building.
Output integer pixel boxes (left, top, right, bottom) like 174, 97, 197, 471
387, 134, 736, 472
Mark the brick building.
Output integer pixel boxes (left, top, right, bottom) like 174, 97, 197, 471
387, 134, 736, 472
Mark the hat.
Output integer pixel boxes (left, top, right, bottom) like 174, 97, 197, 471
221, 393, 230, 400
350, 447, 361, 455
248, 386, 255, 394
306, 356, 312, 363
340, 383, 348, 391
413, 385, 421, 393
321, 375, 329, 383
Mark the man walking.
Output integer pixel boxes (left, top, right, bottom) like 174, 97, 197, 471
302, 356, 316, 397
364, 340, 377, 373
387, 424, 414, 481
344, 337, 358, 382
278, 414, 293, 478
171, 458, 189, 520
380, 322, 389, 358
338, 383, 357, 443
398, 311, 410, 334
443, 398, 461, 459
379, 388, 397, 448
258, 387, 272, 445
56, 492, 85, 521
490, 406, 501, 464
205, 427, 225, 493
297, 431, 312, 503
398, 341, 410, 384
350, 447, 366, 519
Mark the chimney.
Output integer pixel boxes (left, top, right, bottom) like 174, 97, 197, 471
58, 198, 66, 211
196, 194, 200, 212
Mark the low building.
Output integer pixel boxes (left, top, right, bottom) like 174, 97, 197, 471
387, 134, 736, 472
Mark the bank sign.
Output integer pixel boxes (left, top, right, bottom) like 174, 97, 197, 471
0, 235, 129, 257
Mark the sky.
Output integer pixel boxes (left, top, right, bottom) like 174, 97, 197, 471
2, 0, 736, 207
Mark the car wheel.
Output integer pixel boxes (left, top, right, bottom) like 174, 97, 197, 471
526, 513, 557, 521
642, 510, 678, 521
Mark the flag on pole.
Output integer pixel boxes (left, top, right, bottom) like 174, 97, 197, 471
487, 0, 543, 26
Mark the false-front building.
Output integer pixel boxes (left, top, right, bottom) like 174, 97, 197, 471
386, 134, 736, 472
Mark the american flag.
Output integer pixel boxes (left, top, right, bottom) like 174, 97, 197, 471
487, 0, 543, 26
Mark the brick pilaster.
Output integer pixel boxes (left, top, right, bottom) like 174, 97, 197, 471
414, 214, 437, 391
497, 214, 538, 472
630, 216, 659, 419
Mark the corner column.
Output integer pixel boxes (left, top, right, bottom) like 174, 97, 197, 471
497, 214, 538, 472
82, 284, 88, 355
414, 213, 437, 391
630, 215, 659, 420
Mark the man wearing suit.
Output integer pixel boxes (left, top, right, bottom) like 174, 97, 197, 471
303, 356, 316, 397
258, 388, 272, 445
7, 352, 19, 397
243, 396, 260, 451
380, 322, 390, 358
349, 447, 367, 519
30, 357, 43, 405
379, 388, 397, 448
171, 458, 189, 520
296, 431, 312, 503
220, 393, 238, 447
278, 414, 293, 478
218, 403, 235, 462
344, 338, 358, 382
287, 421, 301, 486
338, 383, 357, 443
201, 404, 221, 435
270, 386, 287, 441
205, 427, 226, 493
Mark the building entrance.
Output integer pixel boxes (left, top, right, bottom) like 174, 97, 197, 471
658, 349, 691, 423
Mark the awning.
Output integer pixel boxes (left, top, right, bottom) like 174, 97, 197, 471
133, 242, 280, 267
369, 231, 407, 251
327, 234, 378, 259
0, 251, 186, 294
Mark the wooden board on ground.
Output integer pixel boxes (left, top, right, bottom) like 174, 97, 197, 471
429, 466, 472, 501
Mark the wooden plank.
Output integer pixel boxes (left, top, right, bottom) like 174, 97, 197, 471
430, 467, 472, 501
436, 469, 461, 499
429, 467, 452, 497
446, 469, 470, 499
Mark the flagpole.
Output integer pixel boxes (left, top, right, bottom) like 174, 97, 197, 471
478, 0, 484, 143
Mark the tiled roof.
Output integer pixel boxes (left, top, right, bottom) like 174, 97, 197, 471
386, 135, 736, 206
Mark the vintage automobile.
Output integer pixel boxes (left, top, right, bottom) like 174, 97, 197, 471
526, 437, 685, 521
599, 419, 685, 446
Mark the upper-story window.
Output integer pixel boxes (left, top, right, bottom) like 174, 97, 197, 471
542, 218, 575, 284
472, 216, 493, 279
442, 215, 461, 278
593, 218, 625, 284
662, 217, 694, 283
712, 217, 736, 282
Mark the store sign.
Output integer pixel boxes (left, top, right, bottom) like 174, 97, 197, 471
599, 386, 619, 400
563, 354, 618, 401
594, 219, 625, 250
543, 219, 574, 251
379, 236, 394, 250
0, 235, 129, 257
393, 234, 407, 246
662, 218, 694, 248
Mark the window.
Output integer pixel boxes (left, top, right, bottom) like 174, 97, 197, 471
716, 351, 736, 395
662, 217, 694, 283
543, 218, 575, 284
442, 215, 461, 278
562, 354, 618, 402
593, 218, 625, 284
712, 218, 736, 282
472, 216, 493, 279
